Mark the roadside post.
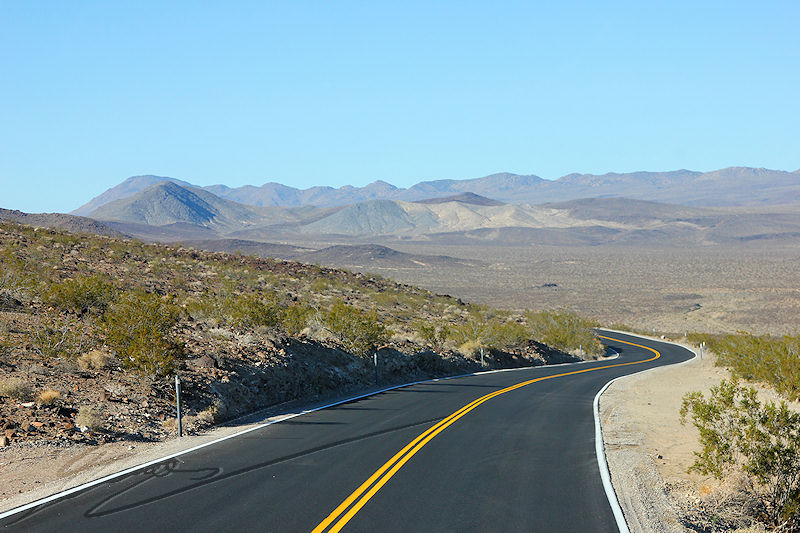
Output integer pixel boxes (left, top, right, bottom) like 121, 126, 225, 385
480, 347, 485, 367
374, 352, 379, 385
175, 374, 183, 437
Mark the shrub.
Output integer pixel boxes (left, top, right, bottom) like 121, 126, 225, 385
75, 405, 104, 431
30, 313, 87, 359
414, 320, 450, 352
322, 300, 387, 356
282, 304, 312, 336
104, 290, 183, 378
77, 349, 109, 370
0, 377, 32, 400
36, 389, 61, 406
449, 311, 529, 353
525, 310, 603, 356
681, 379, 800, 530
689, 332, 800, 401
0, 325, 12, 358
228, 293, 281, 329
42, 274, 115, 315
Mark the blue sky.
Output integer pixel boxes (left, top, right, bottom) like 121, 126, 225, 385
2, 1, 799, 213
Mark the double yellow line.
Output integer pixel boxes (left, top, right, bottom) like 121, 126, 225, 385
312, 335, 660, 532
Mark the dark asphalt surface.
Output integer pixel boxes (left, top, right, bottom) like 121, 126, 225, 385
1, 331, 694, 532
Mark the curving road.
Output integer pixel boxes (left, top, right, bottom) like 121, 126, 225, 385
1, 331, 694, 532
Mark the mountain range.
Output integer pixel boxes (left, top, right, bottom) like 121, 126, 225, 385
72, 167, 800, 216
58, 178, 800, 249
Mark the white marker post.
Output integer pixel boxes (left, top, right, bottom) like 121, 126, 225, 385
175, 374, 183, 437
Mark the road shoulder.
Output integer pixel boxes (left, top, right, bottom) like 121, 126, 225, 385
599, 337, 720, 532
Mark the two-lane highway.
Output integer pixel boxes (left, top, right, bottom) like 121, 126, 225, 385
1, 331, 694, 532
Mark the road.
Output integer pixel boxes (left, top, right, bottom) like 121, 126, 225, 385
1, 331, 693, 532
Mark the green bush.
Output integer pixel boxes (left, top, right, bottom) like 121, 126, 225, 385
689, 332, 800, 401
526, 310, 603, 356
104, 290, 183, 378
414, 320, 450, 352
681, 379, 800, 530
449, 311, 529, 353
42, 274, 116, 315
228, 293, 281, 329
282, 304, 312, 336
322, 300, 387, 356
0, 245, 35, 304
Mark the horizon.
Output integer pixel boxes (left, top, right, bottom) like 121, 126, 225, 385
2, 2, 799, 213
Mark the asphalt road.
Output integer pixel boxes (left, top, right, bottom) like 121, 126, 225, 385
1, 331, 694, 532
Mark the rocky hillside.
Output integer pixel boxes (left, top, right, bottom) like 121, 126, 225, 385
0, 220, 601, 449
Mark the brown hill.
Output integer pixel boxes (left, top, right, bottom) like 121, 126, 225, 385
0, 208, 125, 237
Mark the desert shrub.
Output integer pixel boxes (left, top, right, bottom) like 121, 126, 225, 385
689, 332, 800, 401
322, 300, 388, 356
449, 311, 530, 353
104, 290, 183, 378
282, 304, 312, 336
0, 377, 32, 400
310, 278, 330, 292
77, 349, 109, 370
30, 313, 88, 359
681, 379, 800, 530
525, 310, 603, 356
75, 405, 104, 431
228, 293, 281, 329
0, 324, 12, 358
458, 339, 483, 359
42, 274, 115, 315
197, 398, 228, 425
185, 295, 225, 324
36, 389, 61, 406
414, 320, 450, 352
0, 245, 35, 305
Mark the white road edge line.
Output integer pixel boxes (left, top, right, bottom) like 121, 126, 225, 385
1, 352, 617, 520
593, 330, 700, 533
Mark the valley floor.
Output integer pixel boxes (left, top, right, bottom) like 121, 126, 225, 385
292, 240, 800, 336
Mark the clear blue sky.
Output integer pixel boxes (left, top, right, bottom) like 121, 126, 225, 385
2, 1, 799, 213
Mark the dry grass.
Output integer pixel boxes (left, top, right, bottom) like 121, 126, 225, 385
0, 377, 32, 400
36, 389, 61, 406
77, 349, 109, 371
75, 406, 103, 431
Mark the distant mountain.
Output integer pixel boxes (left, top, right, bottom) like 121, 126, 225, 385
72, 175, 193, 216
88, 181, 268, 230
300, 200, 420, 236
414, 192, 505, 206
76, 167, 800, 214
83, 181, 800, 247
397, 173, 547, 202
0, 208, 125, 237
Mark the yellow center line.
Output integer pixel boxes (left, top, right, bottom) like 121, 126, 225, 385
312, 334, 660, 533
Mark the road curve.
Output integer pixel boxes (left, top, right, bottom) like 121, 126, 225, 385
1, 331, 693, 532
